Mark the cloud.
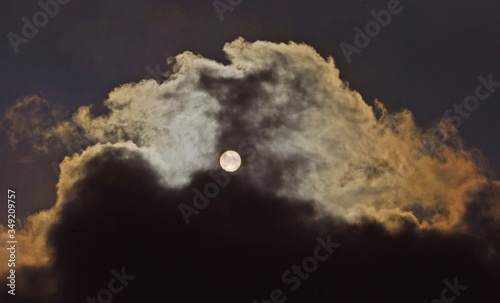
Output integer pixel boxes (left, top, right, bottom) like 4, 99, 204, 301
5, 38, 498, 230
1, 38, 499, 301
1, 95, 64, 153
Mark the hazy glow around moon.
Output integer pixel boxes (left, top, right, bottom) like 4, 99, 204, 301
220, 150, 242, 172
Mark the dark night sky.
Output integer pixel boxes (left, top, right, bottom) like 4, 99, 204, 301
0, 0, 499, 302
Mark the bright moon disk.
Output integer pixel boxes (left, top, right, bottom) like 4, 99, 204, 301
220, 150, 242, 172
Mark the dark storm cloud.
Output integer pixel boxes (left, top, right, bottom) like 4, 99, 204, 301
2, 144, 499, 302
